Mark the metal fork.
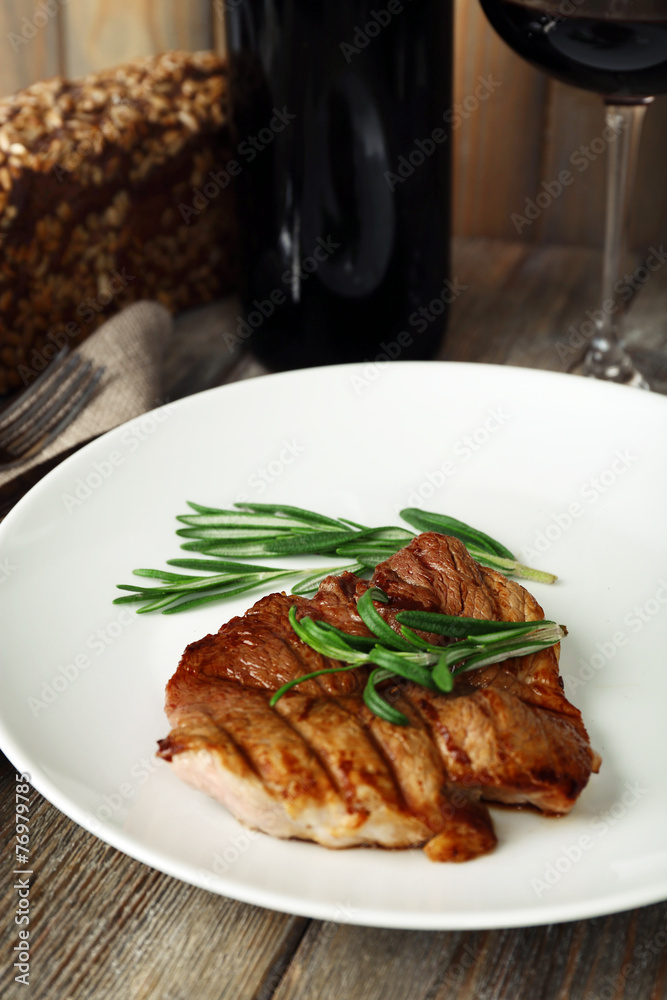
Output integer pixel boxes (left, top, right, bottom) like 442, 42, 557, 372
0, 347, 104, 470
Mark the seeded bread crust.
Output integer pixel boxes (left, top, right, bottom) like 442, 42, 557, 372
0, 50, 238, 393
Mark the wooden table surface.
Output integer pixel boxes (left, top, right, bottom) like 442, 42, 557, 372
2, 238, 666, 1000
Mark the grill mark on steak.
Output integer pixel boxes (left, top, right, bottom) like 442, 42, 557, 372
341, 698, 412, 814
268, 693, 370, 817
396, 685, 474, 770
183, 589, 366, 698
373, 536, 500, 621
160, 531, 600, 860
354, 687, 484, 835
273, 690, 409, 826
158, 708, 264, 783
407, 683, 595, 813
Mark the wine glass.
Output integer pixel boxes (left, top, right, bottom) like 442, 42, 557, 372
477, 0, 667, 389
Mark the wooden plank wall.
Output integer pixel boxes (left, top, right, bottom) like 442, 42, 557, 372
0, 0, 665, 251
0, 0, 62, 95
455, 2, 667, 252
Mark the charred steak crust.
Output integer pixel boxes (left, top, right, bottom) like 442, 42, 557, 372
158, 533, 600, 861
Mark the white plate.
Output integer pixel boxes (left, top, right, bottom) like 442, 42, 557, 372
1, 361, 666, 930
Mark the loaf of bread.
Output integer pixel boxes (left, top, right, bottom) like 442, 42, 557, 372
0, 50, 238, 393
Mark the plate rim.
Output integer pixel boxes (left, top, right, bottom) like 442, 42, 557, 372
1, 359, 666, 930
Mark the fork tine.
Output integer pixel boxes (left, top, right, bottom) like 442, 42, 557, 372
0, 353, 82, 446
0, 366, 105, 469
10, 363, 103, 456
35, 365, 105, 450
0, 356, 88, 451
0, 346, 71, 430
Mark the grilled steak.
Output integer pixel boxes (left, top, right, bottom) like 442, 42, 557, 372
158, 533, 600, 861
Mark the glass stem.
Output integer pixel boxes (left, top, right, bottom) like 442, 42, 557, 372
582, 100, 651, 387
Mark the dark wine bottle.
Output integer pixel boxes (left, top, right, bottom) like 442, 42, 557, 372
224, 0, 452, 370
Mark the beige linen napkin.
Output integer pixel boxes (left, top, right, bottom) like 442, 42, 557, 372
0, 301, 172, 492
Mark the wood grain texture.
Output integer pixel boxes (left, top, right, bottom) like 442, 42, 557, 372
0, 0, 63, 98
452, 0, 549, 242
62, 0, 214, 77
1, 0, 665, 252
454, 0, 667, 251
0, 753, 309, 1000
271, 909, 667, 1000
535, 82, 667, 254
212, 0, 225, 59
167, 238, 665, 387
441, 237, 605, 370
630, 97, 667, 254
2, 743, 665, 1000
442, 236, 667, 373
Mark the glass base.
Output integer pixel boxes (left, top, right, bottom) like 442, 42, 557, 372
582, 338, 649, 389
626, 347, 667, 395
580, 342, 667, 394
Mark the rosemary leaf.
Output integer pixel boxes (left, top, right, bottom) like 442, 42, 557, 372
467, 549, 557, 584
177, 512, 310, 529
269, 662, 362, 706
363, 669, 410, 726
365, 646, 438, 689
400, 508, 514, 559
356, 588, 415, 652
115, 501, 557, 620
288, 607, 369, 663
234, 501, 349, 529
432, 654, 455, 693
273, 591, 567, 726
395, 610, 553, 638
166, 557, 286, 573
175, 527, 304, 540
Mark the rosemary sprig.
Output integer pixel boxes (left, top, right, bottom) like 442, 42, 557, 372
113, 559, 366, 614
114, 502, 555, 614
176, 502, 552, 581
269, 588, 567, 725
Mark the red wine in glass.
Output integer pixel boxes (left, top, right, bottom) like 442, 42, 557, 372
479, 1, 667, 97
478, 0, 667, 388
